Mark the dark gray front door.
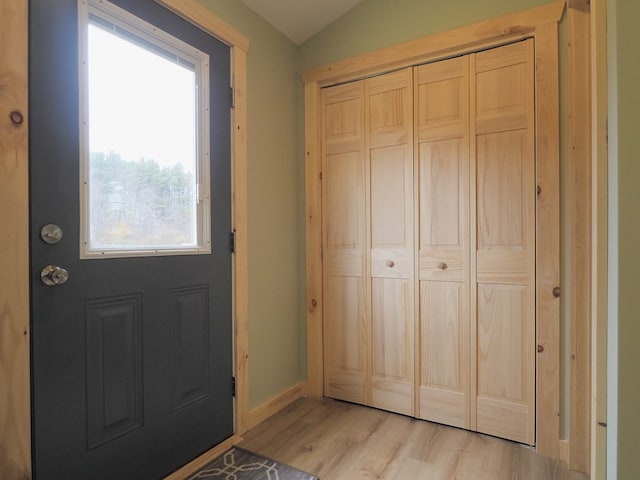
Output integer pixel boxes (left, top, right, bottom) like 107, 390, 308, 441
30, 1, 233, 478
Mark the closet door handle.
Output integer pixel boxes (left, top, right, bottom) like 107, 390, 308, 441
437, 262, 448, 270
386, 260, 395, 268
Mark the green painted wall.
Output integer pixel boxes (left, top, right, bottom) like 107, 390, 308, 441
612, 0, 640, 477
195, 1, 303, 408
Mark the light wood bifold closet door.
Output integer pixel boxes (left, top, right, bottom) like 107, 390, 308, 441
321, 39, 535, 446
322, 68, 415, 416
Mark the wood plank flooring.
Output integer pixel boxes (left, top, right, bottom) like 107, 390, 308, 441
239, 398, 588, 480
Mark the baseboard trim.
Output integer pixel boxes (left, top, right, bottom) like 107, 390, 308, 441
559, 439, 570, 464
245, 382, 306, 432
164, 434, 241, 480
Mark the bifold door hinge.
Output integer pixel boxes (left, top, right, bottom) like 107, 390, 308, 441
231, 376, 237, 397
229, 230, 236, 253
229, 87, 235, 109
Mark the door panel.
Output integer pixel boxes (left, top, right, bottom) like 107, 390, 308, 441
477, 131, 526, 248
371, 278, 413, 413
472, 40, 535, 445
30, 1, 233, 478
370, 146, 413, 279
323, 276, 367, 403
367, 68, 414, 415
419, 281, 466, 428
418, 139, 467, 281
416, 56, 470, 428
85, 295, 143, 450
169, 286, 211, 411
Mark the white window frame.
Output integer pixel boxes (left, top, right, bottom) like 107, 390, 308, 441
78, 0, 211, 259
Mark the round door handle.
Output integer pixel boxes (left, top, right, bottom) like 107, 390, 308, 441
386, 260, 395, 268
41, 265, 69, 286
437, 262, 448, 270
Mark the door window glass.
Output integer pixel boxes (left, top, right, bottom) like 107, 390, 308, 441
79, 0, 211, 257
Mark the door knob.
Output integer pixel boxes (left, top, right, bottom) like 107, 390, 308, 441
41, 265, 69, 286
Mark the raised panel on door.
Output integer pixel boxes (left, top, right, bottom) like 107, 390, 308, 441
476, 284, 531, 442
419, 281, 467, 428
415, 56, 470, 427
323, 276, 367, 403
85, 295, 143, 449
321, 81, 368, 403
367, 68, 414, 415
169, 285, 210, 411
471, 39, 535, 445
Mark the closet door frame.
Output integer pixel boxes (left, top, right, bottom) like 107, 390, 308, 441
304, 1, 565, 458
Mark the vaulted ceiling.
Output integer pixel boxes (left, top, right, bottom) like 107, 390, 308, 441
239, 0, 364, 45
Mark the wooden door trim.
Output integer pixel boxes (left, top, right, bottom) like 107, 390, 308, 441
567, 0, 592, 472
0, 2, 250, 477
302, 1, 565, 87
304, 1, 565, 457
0, 1, 30, 478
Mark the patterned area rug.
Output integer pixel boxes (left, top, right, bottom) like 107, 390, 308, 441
188, 447, 319, 480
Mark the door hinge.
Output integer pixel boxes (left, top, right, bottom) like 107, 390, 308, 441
229, 86, 235, 109
231, 376, 237, 397
229, 230, 236, 253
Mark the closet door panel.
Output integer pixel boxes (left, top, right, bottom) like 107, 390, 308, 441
370, 145, 414, 279
324, 276, 367, 403
419, 281, 466, 428
416, 56, 470, 428
322, 82, 368, 404
371, 278, 413, 414
472, 40, 535, 445
418, 139, 466, 282
324, 83, 363, 154
323, 151, 365, 277
367, 68, 414, 415
476, 283, 530, 442
476, 130, 532, 284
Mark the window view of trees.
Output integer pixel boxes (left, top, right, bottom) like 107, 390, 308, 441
89, 151, 196, 248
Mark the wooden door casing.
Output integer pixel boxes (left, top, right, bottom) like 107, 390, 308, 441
305, 2, 564, 458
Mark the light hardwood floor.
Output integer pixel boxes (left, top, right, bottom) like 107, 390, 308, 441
239, 398, 588, 480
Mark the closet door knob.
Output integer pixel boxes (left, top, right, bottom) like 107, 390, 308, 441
386, 260, 395, 268
437, 262, 448, 270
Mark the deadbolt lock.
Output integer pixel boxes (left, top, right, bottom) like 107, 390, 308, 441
40, 224, 64, 244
